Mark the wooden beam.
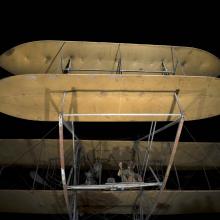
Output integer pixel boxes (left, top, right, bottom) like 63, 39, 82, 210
0, 190, 220, 214
0, 139, 220, 169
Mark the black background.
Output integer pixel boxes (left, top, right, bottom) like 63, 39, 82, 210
0, 2, 220, 219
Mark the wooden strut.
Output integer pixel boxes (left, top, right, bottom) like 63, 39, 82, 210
59, 113, 79, 220
145, 115, 184, 220
160, 91, 184, 189
59, 114, 71, 220
162, 116, 184, 189
71, 120, 78, 220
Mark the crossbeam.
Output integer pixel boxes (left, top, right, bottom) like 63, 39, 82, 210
67, 182, 162, 190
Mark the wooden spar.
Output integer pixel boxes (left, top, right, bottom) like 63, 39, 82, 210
1, 139, 220, 169
0, 190, 220, 214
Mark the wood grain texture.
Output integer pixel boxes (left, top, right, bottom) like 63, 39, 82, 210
0, 40, 220, 76
0, 139, 219, 169
0, 190, 220, 214
0, 74, 219, 121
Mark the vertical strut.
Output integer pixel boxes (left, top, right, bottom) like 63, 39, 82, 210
142, 121, 157, 180
59, 114, 71, 219
145, 116, 184, 220
161, 116, 184, 190
71, 120, 78, 220
72, 121, 77, 185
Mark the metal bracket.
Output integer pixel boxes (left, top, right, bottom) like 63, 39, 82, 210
62, 58, 72, 73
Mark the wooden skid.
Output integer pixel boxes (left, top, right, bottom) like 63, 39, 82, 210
0, 190, 220, 214
0, 40, 220, 76
0, 74, 219, 121
0, 139, 220, 169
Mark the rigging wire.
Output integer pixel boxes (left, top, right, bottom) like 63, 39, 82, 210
32, 139, 44, 189
0, 124, 58, 173
183, 125, 220, 176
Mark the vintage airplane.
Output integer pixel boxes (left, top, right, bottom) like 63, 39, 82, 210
0, 41, 219, 219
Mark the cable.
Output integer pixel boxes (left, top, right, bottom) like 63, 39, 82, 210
0, 124, 58, 173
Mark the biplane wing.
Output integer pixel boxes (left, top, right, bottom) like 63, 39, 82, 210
0, 74, 219, 121
0, 40, 220, 76
0, 139, 219, 169
0, 190, 220, 215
